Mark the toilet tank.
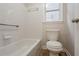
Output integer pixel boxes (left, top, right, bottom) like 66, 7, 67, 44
46, 29, 60, 41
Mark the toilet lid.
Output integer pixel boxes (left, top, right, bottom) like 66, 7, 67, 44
46, 41, 63, 49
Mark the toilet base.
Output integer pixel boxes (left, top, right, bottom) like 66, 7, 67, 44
49, 52, 59, 56
49, 50, 61, 56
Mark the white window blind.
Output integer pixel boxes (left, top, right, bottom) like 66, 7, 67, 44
46, 3, 63, 21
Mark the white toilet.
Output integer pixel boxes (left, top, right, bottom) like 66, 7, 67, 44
46, 29, 63, 56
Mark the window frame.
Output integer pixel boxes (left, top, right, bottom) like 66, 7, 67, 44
45, 3, 63, 22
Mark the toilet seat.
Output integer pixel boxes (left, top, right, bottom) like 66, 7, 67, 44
46, 41, 63, 52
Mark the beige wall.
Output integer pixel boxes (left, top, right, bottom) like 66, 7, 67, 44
63, 4, 74, 55
23, 3, 44, 39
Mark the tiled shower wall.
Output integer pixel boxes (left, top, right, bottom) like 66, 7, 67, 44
0, 3, 44, 47
0, 3, 28, 47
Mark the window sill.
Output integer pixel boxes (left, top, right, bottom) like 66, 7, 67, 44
42, 20, 64, 23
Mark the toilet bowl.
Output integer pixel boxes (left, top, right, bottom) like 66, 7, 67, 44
46, 29, 63, 56
47, 41, 63, 52
46, 41, 63, 56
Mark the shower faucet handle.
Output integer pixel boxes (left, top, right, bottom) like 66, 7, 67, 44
48, 40, 50, 41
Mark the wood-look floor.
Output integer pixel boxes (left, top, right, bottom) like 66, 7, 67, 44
39, 49, 67, 56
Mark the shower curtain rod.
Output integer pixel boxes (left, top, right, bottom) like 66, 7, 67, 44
0, 23, 19, 27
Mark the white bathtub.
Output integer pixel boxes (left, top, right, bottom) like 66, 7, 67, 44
0, 39, 41, 56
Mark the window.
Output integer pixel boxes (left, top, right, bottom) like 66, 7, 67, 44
46, 3, 63, 21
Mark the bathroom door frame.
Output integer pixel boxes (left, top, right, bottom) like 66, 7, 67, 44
66, 3, 79, 56
72, 3, 79, 56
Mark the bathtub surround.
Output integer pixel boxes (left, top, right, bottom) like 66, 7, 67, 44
0, 3, 44, 47
0, 3, 28, 46
0, 3, 43, 55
